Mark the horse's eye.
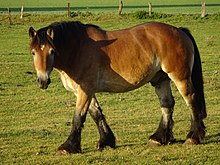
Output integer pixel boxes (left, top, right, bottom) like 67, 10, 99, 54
31, 50, 35, 56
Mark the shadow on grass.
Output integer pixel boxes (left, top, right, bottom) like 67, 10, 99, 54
113, 134, 220, 148
205, 133, 220, 144
82, 134, 220, 154
116, 142, 147, 149
0, 4, 220, 12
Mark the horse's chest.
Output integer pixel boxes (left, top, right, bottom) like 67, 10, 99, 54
58, 70, 78, 94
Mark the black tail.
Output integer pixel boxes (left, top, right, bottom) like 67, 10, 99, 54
179, 27, 207, 119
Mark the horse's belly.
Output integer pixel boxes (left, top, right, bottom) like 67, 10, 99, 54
97, 66, 160, 93
98, 56, 161, 92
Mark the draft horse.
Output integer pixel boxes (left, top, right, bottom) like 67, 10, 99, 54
29, 21, 206, 154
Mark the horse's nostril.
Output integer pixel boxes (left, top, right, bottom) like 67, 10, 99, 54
37, 78, 50, 89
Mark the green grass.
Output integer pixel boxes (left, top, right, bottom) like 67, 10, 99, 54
0, 0, 220, 14
0, 12, 220, 164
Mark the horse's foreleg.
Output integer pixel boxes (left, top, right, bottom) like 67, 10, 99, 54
89, 96, 116, 150
148, 78, 175, 146
57, 90, 91, 155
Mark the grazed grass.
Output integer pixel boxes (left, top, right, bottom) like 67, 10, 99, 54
0, 0, 220, 14
0, 13, 220, 164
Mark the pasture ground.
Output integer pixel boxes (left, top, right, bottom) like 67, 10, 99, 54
0, 9, 220, 165
0, 0, 220, 14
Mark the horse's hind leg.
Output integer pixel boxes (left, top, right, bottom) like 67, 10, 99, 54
148, 76, 175, 146
89, 96, 116, 150
170, 77, 206, 144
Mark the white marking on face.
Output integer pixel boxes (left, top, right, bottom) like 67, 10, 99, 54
36, 70, 49, 81
32, 49, 38, 64
40, 44, 45, 51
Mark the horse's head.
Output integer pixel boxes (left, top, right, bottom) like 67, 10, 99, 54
29, 27, 55, 89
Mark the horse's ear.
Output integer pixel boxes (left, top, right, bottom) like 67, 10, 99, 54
29, 27, 36, 39
46, 27, 54, 40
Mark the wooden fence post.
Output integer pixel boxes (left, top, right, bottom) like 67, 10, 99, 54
67, 2, 70, 17
201, 1, 206, 17
8, 8, 12, 24
118, 0, 123, 16
148, 2, 152, 17
20, 5, 24, 19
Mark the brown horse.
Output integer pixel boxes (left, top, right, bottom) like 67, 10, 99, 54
29, 21, 206, 155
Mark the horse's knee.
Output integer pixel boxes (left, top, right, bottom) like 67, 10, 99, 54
160, 97, 175, 109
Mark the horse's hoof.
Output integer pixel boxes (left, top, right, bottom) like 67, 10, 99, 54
96, 136, 116, 151
184, 138, 199, 145
56, 149, 69, 156
96, 142, 104, 151
57, 143, 82, 154
147, 139, 162, 146
96, 141, 116, 151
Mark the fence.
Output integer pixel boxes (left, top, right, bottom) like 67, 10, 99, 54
1, 1, 219, 24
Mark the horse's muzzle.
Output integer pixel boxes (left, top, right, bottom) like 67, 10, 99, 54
37, 78, 51, 89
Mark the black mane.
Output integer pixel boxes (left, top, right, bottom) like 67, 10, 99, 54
49, 21, 103, 37
51, 21, 103, 47
30, 21, 104, 52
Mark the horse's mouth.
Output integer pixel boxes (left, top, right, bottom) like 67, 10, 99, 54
37, 78, 51, 89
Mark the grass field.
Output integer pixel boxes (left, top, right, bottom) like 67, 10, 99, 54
0, 0, 220, 14
0, 5, 220, 165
